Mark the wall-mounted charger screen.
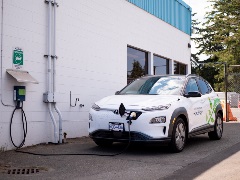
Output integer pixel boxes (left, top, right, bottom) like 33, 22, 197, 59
14, 86, 26, 101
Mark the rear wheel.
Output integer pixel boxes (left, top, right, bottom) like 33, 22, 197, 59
169, 117, 186, 153
208, 113, 223, 140
93, 139, 113, 147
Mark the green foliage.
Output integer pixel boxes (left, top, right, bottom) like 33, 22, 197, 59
128, 60, 145, 79
191, 0, 240, 91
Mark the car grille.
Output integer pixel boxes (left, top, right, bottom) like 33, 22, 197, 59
90, 130, 152, 141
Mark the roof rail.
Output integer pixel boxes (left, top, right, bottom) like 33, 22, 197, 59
186, 74, 199, 77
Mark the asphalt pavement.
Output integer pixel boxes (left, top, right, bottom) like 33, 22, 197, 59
0, 121, 240, 180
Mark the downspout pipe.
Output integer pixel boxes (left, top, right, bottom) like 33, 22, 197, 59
54, 104, 63, 143
47, 0, 57, 143
53, 0, 63, 143
48, 103, 57, 143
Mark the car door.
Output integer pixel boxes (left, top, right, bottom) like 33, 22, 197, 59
198, 78, 215, 126
197, 78, 217, 126
184, 78, 205, 132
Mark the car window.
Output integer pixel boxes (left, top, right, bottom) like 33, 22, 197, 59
198, 79, 209, 95
185, 78, 199, 94
119, 76, 185, 95
206, 82, 213, 93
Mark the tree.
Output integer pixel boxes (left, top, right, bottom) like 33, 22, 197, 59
192, 0, 240, 90
128, 60, 145, 79
191, 13, 220, 89
191, 13, 201, 73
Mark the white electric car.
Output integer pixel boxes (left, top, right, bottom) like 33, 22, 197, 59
89, 75, 223, 152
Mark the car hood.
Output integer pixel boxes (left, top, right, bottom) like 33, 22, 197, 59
95, 95, 182, 109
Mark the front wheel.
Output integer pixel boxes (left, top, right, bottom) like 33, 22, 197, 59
208, 113, 223, 140
169, 117, 186, 153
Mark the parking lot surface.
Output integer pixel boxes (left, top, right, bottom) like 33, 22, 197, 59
1, 121, 240, 180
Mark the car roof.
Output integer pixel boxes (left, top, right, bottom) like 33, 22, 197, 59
140, 74, 200, 79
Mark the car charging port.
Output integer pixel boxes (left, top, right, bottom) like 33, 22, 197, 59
126, 111, 142, 121
127, 112, 137, 125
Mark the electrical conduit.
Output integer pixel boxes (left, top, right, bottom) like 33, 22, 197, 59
52, 0, 63, 143
47, 0, 57, 143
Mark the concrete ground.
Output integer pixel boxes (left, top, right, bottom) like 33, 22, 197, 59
1, 121, 240, 180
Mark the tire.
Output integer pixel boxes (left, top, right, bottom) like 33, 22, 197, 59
169, 117, 186, 153
93, 139, 113, 147
208, 113, 223, 140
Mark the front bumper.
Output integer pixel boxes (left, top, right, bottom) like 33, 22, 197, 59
89, 130, 171, 143
89, 108, 172, 138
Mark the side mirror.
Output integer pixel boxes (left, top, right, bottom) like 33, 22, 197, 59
115, 91, 120, 95
184, 91, 202, 98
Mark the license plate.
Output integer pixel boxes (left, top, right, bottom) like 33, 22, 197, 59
109, 122, 124, 132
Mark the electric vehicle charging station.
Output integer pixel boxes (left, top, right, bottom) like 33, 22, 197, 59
5, 48, 38, 149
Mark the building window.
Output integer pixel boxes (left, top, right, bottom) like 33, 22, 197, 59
153, 55, 169, 75
127, 46, 148, 84
174, 61, 186, 75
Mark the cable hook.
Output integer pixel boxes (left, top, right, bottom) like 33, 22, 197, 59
70, 91, 79, 107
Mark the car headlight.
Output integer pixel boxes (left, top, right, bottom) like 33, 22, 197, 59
142, 104, 171, 111
150, 116, 166, 124
92, 103, 100, 111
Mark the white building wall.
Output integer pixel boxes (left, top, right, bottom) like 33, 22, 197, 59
0, 0, 191, 150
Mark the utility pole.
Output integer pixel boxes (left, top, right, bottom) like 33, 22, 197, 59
223, 63, 228, 122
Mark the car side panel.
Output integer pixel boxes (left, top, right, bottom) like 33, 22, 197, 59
186, 96, 206, 132
189, 98, 222, 137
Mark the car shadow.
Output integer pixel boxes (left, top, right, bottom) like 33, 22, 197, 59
87, 133, 218, 156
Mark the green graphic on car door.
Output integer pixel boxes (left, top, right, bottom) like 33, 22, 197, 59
206, 98, 220, 124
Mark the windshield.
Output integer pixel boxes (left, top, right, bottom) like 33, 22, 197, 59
119, 76, 185, 95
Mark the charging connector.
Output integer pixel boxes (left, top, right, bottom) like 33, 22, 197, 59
127, 112, 137, 125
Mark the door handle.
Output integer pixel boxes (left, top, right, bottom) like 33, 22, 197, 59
200, 100, 205, 103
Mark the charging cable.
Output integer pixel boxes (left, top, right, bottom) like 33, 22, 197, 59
10, 101, 27, 149
16, 112, 136, 157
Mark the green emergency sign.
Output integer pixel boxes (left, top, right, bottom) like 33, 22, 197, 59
13, 49, 23, 65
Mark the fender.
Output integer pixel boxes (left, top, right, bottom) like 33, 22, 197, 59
168, 107, 189, 138
215, 103, 223, 118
